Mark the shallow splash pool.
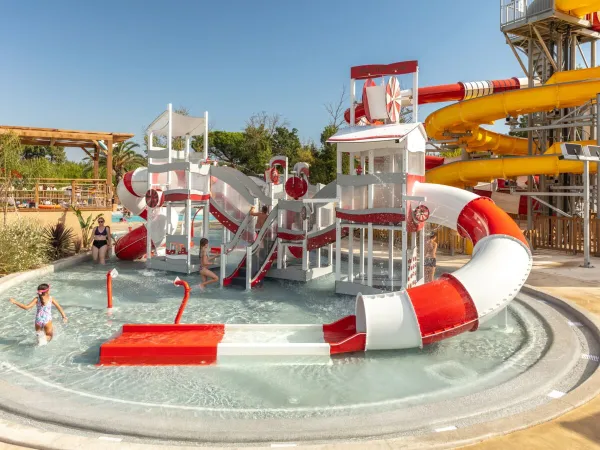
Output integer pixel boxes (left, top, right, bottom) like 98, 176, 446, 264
0, 257, 594, 444
1, 259, 543, 412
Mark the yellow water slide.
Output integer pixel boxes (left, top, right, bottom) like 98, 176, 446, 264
555, 0, 600, 16
425, 0, 600, 187
425, 66, 600, 157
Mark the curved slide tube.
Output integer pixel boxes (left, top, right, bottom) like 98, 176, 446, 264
114, 168, 178, 260
425, 66, 600, 156
354, 182, 532, 350
426, 154, 599, 188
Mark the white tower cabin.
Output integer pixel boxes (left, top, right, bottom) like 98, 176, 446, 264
329, 61, 427, 295
145, 104, 210, 274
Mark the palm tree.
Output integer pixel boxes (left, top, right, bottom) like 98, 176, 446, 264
84, 141, 146, 184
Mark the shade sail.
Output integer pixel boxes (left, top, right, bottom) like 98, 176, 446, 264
147, 110, 206, 137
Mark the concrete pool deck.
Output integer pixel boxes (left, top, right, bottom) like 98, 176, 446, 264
1, 247, 600, 449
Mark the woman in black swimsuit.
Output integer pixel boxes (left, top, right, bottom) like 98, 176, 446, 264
92, 218, 111, 265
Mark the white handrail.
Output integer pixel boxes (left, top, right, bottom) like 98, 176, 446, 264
248, 206, 280, 253
223, 212, 254, 254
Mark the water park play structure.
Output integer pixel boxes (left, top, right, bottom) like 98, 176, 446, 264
102, 64, 536, 365
102, 0, 600, 365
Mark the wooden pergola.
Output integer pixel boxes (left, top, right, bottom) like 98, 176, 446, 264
0, 125, 134, 191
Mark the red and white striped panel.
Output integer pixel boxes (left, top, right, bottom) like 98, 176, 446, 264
406, 247, 419, 289
461, 80, 494, 100
99, 316, 366, 365
356, 182, 532, 351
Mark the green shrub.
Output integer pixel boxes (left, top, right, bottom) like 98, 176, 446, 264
0, 219, 49, 274
44, 222, 75, 259
71, 206, 104, 249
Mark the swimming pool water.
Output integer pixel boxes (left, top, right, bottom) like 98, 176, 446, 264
0, 256, 548, 421
112, 212, 218, 223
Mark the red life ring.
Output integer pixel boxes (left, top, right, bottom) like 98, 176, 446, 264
270, 168, 280, 185
285, 176, 308, 200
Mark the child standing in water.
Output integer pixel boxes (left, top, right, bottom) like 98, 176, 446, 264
199, 238, 219, 290
9, 284, 68, 345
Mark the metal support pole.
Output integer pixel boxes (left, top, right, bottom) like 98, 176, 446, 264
277, 208, 283, 269
335, 150, 342, 282
401, 158, 408, 288
597, 92, 600, 216
582, 159, 593, 268
203, 201, 209, 238
388, 155, 395, 286
419, 227, 425, 283
316, 206, 322, 268
367, 150, 374, 287
328, 205, 334, 267
245, 246, 251, 291
186, 200, 192, 272
527, 38, 534, 233
302, 217, 309, 271
348, 156, 354, 282
359, 155, 366, 278
146, 132, 153, 266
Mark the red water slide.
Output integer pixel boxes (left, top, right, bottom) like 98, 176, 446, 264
344, 77, 524, 125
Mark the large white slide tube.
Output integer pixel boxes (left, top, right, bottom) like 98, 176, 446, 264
355, 182, 532, 351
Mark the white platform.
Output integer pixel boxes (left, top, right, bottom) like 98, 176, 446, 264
147, 257, 218, 274
266, 265, 333, 282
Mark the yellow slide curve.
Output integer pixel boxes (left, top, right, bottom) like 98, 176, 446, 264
425, 34, 600, 186
425, 0, 600, 187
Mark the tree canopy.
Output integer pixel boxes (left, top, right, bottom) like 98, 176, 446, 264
22, 145, 66, 164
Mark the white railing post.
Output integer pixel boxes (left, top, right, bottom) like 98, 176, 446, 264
367, 150, 374, 287
246, 246, 252, 291
302, 217, 309, 271
220, 243, 226, 288
335, 150, 343, 282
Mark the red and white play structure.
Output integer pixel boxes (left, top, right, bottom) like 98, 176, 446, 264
114, 104, 211, 270
101, 61, 532, 365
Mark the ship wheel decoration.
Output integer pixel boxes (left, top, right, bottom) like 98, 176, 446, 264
386, 76, 402, 123
413, 204, 430, 223
362, 78, 377, 124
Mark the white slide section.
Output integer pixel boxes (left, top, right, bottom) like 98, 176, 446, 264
355, 182, 532, 350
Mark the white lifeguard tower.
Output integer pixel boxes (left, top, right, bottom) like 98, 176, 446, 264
144, 104, 211, 273
329, 61, 428, 295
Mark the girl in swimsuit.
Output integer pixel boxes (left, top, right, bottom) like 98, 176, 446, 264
9, 283, 68, 345
199, 238, 219, 291
92, 217, 111, 265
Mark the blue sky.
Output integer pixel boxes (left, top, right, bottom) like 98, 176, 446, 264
0, 0, 580, 161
